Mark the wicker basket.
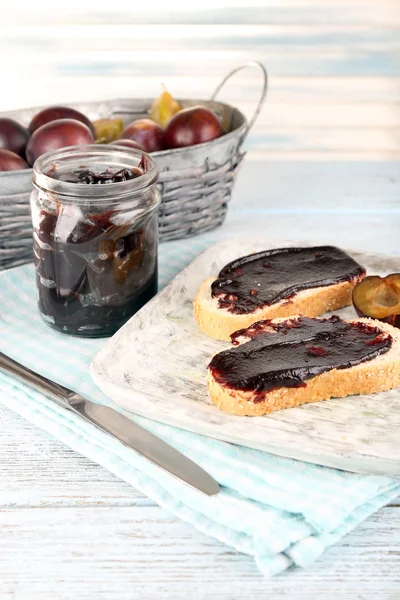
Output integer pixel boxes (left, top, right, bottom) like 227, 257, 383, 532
0, 62, 267, 270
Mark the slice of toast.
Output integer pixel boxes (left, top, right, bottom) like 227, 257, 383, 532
194, 246, 365, 341
207, 317, 400, 417
195, 275, 362, 341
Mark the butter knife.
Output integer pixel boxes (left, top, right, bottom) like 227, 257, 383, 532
0, 352, 220, 496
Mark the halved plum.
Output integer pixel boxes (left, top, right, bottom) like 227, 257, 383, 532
92, 118, 123, 143
352, 274, 400, 327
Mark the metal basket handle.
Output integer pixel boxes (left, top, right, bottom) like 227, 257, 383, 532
210, 61, 268, 142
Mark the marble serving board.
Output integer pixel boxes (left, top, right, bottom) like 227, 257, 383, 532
90, 239, 400, 477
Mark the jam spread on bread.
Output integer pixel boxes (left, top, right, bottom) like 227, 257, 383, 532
208, 316, 392, 396
211, 246, 365, 314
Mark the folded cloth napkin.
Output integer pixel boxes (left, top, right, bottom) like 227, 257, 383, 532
0, 236, 399, 577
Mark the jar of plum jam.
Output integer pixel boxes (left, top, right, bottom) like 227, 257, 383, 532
30, 145, 160, 337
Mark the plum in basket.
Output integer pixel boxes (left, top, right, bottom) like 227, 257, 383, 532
150, 87, 180, 128
110, 139, 144, 151
26, 119, 95, 166
0, 118, 30, 158
119, 119, 164, 153
29, 106, 95, 136
0, 149, 29, 171
93, 118, 124, 143
163, 106, 223, 150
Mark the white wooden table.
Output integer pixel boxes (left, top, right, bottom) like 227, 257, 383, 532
1, 2, 399, 597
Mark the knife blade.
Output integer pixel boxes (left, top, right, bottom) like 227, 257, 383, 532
0, 352, 220, 496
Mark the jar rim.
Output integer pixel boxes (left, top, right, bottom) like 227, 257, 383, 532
32, 144, 159, 202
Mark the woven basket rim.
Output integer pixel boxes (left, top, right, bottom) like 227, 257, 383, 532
0, 98, 247, 176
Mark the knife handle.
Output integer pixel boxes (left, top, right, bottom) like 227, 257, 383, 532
0, 351, 74, 409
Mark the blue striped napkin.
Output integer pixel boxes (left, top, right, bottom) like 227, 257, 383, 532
0, 235, 399, 577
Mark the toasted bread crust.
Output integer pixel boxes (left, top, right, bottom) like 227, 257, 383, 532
194, 276, 362, 341
206, 318, 400, 416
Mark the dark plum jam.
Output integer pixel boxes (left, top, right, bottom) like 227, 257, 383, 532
209, 315, 392, 397
211, 246, 366, 314
31, 149, 159, 337
47, 166, 142, 185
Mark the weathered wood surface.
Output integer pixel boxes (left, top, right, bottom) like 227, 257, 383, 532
1, 404, 399, 600
1, 0, 400, 597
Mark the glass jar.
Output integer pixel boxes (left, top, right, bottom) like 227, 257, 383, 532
30, 145, 160, 337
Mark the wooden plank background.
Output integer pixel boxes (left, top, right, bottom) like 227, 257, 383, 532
0, 1, 399, 598
1, 1, 400, 159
